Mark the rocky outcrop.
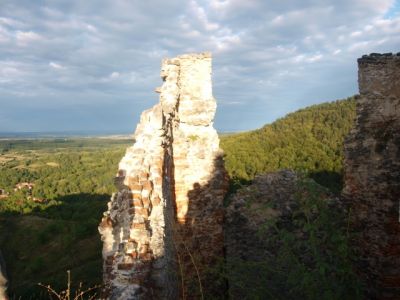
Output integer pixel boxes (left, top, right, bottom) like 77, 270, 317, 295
99, 53, 228, 299
343, 53, 400, 299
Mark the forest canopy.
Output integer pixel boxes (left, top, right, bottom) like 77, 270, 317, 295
220, 96, 357, 192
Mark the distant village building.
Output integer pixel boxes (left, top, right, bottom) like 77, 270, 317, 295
33, 198, 48, 204
14, 182, 34, 196
0, 189, 7, 199
14, 182, 35, 190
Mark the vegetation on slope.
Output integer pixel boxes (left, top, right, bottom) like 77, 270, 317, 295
0, 139, 130, 299
0, 97, 357, 298
220, 96, 357, 192
226, 172, 362, 299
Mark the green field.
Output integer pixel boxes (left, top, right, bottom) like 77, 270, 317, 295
0, 138, 131, 299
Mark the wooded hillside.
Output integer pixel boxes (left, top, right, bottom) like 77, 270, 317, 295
221, 96, 357, 192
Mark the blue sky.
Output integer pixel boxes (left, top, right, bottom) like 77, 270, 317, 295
0, 0, 399, 133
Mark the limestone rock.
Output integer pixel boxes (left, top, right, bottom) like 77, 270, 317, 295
99, 53, 228, 299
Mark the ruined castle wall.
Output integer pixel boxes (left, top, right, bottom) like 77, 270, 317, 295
99, 53, 228, 299
172, 54, 228, 297
343, 53, 400, 299
98, 102, 171, 299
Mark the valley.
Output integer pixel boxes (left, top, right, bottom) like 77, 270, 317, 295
0, 97, 357, 299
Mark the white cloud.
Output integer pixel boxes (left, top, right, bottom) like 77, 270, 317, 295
208, 0, 259, 17
0, 17, 23, 27
208, 0, 230, 10
86, 24, 97, 33
110, 72, 120, 79
211, 30, 241, 52
307, 54, 323, 63
0, 0, 399, 132
0, 60, 28, 83
350, 31, 362, 37
189, 0, 220, 31
271, 15, 284, 25
347, 41, 371, 53
49, 62, 65, 69
352, 0, 394, 15
15, 30, 43, 45
364, 24, 374, 31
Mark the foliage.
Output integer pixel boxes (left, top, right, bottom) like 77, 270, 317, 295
0, 138, 130, 299
0, 97, 359, 298
220, 97, 357, 193
0, 139, 128, 214
227, 178, 363, 299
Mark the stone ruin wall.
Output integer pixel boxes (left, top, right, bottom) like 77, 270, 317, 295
99, 52, 229, 299
343, 53, 400, 299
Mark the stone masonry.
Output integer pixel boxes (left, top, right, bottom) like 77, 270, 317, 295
99, 52, 228, 299
343, 53, 400, 299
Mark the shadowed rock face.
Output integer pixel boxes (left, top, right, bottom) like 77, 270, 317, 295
99, 53, 228, 299
343, 53, 400, 299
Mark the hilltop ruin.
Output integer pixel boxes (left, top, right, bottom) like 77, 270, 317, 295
98, 51, 400, 299
99, 53, 228, 299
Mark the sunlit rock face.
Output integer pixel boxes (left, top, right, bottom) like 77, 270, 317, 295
343, 53, 400, 299
99, 53, 228, 299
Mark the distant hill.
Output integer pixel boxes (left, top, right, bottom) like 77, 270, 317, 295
220, 96, 357, 192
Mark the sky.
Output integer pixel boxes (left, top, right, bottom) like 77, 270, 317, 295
0, 0, 399, 133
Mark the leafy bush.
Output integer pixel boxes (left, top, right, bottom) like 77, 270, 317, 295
227, 178, 363, 299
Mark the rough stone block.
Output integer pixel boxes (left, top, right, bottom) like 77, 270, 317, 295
117, 263, 134, 271
99, 52, 228, 299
